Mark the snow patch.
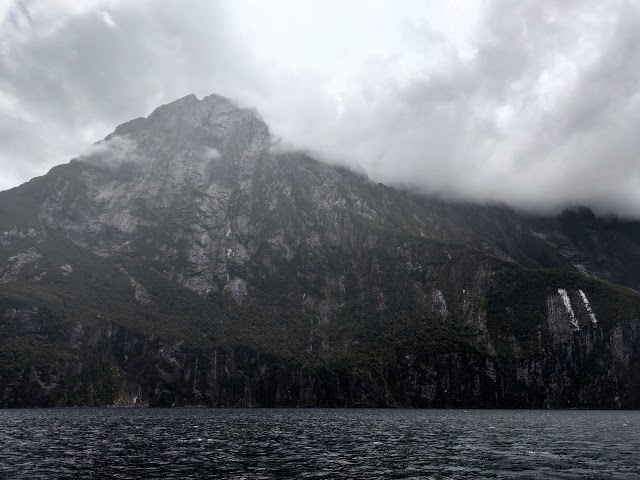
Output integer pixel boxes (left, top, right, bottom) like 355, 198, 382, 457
579, 289, 597, 324
558, 288, 579, 331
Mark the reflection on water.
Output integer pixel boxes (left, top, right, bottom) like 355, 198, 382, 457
0, 408, 638, 479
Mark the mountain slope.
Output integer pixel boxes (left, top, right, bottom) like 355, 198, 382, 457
1, 94, 640, 408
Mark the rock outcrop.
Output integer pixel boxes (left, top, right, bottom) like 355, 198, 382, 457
1, 93, 640, 408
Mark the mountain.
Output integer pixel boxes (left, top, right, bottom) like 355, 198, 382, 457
1, 93, 640, 408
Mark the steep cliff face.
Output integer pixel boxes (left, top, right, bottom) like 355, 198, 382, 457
1, 93, 640, 408
3, 305, 638, 408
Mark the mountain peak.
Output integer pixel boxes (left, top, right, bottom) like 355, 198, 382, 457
100, 92, 271, 177
110, 92, 267, 140
4, 93, 640, 409
148, 93, 238, 119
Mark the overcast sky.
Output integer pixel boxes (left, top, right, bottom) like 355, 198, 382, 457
1, 0, 640, 217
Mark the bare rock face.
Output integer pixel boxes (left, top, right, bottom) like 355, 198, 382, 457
12, 93, 640, 300
2, 93, 640, 409
547, 294, 575, 343
431, 289, 448, 317
0, 249, 41, 282
35, 94, 403, 297
118, 267, 151, 304
223, 278, 248, 304
37, 94, 274, 294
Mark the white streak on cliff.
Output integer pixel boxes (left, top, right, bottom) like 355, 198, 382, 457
558, 288, 579, 331
579, 289, 597, 325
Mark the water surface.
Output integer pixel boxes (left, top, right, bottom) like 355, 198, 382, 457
0, 408, 638, 479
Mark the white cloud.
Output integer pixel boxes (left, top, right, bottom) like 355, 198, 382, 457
78, 135, 137, 168
100, 10, 116, 28
203, 147, 221, 160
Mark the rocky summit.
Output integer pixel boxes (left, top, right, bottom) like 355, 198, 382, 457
1, 94, 640, 408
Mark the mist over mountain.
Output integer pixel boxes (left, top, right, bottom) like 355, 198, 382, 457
3, 1, 640, 218
1, 93, 640, 408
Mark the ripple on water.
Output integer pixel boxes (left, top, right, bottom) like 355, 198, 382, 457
0, 409, 639, 479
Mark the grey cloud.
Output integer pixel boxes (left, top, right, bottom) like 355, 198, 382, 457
1, 0, 640, 218
0, 0, 257, 188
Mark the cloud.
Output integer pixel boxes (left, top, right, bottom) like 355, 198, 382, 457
203, 147, 221, 160
78, 135, 137, 169
100, 10, 116, 28
1, 0, 640, 218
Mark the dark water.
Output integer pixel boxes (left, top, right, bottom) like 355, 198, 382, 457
0, 409, 638, 479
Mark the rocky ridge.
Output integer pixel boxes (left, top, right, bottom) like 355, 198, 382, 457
1, 94, 640, 407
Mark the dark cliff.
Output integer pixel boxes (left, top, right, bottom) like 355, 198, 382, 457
1, 94, 640, 408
